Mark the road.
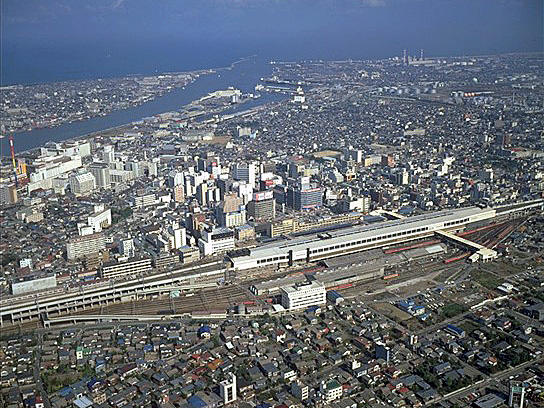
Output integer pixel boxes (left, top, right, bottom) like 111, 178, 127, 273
425, 355, 544, 406
34, 332, 51, 408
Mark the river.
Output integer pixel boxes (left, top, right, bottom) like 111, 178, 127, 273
2, 58, 283, 155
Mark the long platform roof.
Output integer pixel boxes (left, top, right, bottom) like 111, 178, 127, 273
233, 206, 494, 260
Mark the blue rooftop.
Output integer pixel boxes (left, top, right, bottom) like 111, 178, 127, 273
188, 395, 207, 408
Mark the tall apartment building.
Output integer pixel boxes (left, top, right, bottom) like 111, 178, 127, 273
0, 184, 18, 205
280, 281, 326, 310
291, 381, 310, 401
103, 145, 115, 164
131, 193, 156, 208
89, 163, 111, 189
173, 184, 185, 202
66, 233, 106, 260
197, 183, 208, 206
219, 373, 237, 404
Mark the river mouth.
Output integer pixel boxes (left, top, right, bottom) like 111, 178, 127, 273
2, 57, 281, 155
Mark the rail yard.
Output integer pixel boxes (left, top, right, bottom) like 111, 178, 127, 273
2, 201, 540, 336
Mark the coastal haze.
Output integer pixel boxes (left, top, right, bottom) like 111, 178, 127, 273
1, 0, 542, 151
1, 1, 544, 408
2, 0, 542, 85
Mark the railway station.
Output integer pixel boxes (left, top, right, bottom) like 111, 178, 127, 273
229, 206, 498, 270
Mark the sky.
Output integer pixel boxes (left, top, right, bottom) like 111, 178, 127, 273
2, 0, 543, 84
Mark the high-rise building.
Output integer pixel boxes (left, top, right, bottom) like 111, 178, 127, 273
247, 191, 276, 221
232, 162, 256, 188
291, 381, 309, 401
119, 238, 135, 258
198, 227, 235, 256
217, 178, 234, 199
89, 163, 111, 189
27, 155, 83, 193
103, 145, 115, 164
273, 185, 288, 205
375, 343, 391, 363
168, 171, 184, 187
235, 182, 254, 205
197, 183, 208, 206
395, 169, 409, 186
221, 193, 243, 213
168, 226, 187, 249
287, 181, 323, 211
173, 184, 185, 203
216, 194, 246, 228
219, 373, 237, 405
0, 184, 18, 205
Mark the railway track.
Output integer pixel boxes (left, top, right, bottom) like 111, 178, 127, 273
0, 219, 527, 336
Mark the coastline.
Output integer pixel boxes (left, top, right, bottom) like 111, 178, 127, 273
3, 56, 271, 156
2, 55, 260, 138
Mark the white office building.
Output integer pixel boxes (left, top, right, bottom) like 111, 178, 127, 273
101, 257, 152, 280
28, 155, 83, 193
87, 206, 112, 233
198, 227, 235, 256
320, 379, 343, 403
280, 281, 326, 311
